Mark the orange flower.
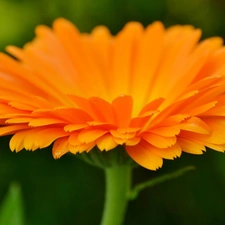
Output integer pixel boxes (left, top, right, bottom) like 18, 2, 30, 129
0, 18, 225, 170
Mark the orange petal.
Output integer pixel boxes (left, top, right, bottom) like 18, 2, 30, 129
96, 134, 118, 151
179, 117, 211, 134
177, 137, 205, 154
150, 143, 182, 159
142, 132, 177, 148
126, 141, 163, 170
150, 125, 180, 137
112, 95, 133, 127
0, 124, 29, 136
78, 129, 108, 143
52, 137, 69, 158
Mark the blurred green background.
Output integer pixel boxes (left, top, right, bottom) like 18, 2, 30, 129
1, 0, 225, 224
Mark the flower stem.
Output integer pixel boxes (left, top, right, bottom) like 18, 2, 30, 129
100, 165, 132, 225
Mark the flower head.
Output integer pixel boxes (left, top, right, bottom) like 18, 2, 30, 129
0, 18, 225, 170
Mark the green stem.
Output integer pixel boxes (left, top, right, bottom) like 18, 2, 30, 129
100, 165, 132, 225
129, 165, 195, 200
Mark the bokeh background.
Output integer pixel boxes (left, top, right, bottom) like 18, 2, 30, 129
1, 0, 225, 224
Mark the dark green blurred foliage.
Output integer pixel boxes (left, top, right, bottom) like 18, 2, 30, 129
0, 183, 25, 225
1, 0, 225, 224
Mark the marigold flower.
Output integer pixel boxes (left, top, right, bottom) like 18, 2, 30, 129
0, 18, 225, 170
